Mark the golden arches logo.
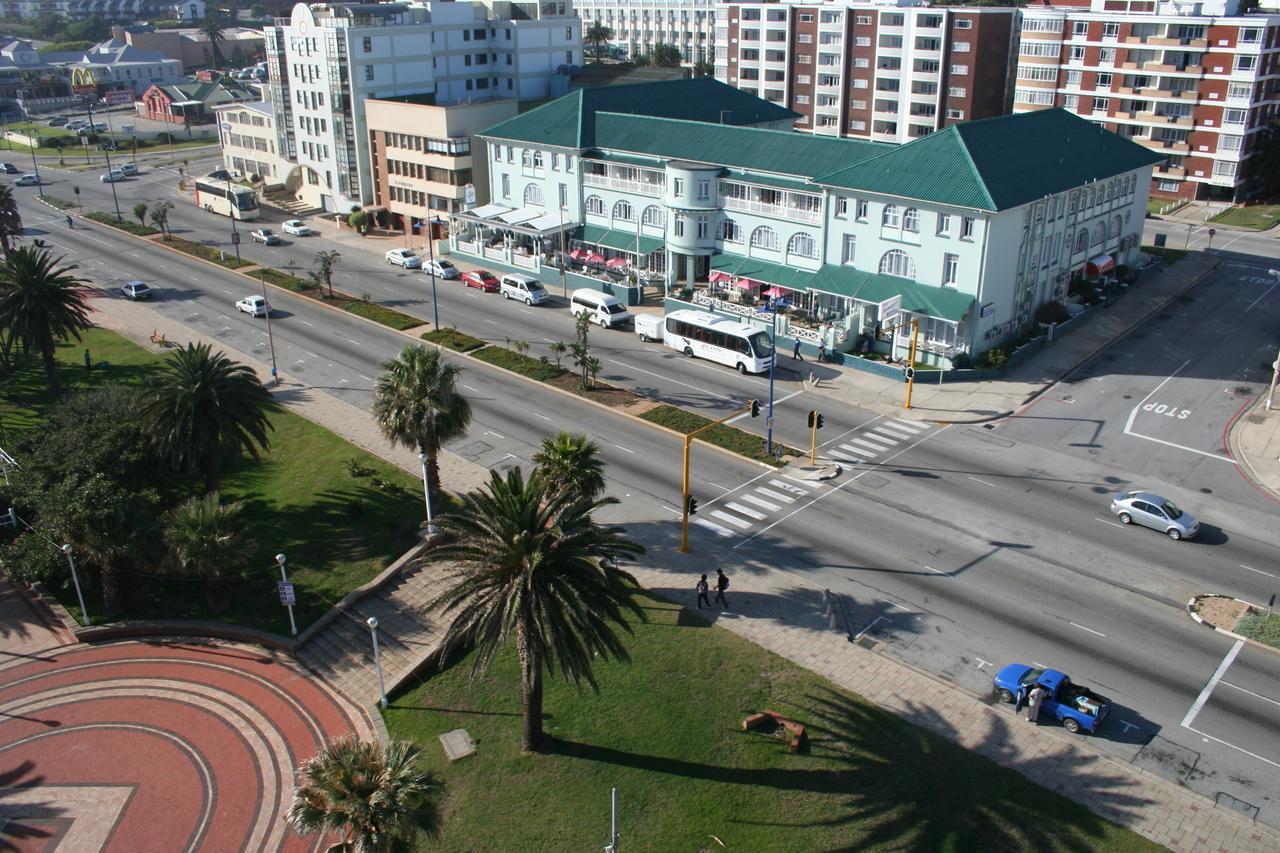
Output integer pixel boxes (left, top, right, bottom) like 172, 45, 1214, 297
71, 67, 97, 92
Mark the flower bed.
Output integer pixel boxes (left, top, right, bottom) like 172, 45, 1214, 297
84, 211, 158, 237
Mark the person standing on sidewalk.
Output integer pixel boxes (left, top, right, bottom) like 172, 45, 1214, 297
1026, 684, 1048, 723
793, 339, 803, 361
714, 569, 730, 609
695, 574, 710, 610
817, 338, 828, 363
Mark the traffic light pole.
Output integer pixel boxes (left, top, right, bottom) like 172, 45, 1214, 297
903, 319, 920, 410
680, 399, 759, 553
808, 410, 823, 465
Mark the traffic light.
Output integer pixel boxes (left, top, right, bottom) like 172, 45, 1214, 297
686, 495, 698, 515
749, 399, 760, 418
807, 410, 817, 428
816, 413, 825, 430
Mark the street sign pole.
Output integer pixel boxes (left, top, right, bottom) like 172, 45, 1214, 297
276, 553, 297, 635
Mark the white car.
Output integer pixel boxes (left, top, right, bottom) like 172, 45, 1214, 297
423, 258, 460, 279
14, 174, 40, 186
99, 169, 125, 183
119, 163, 137, 176
282, 219, 313, 236
236, 295, 270, 317
121, 280, 152, 300
385, 248, 421, 269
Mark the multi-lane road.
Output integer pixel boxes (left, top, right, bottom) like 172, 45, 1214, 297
16, 156, 1280, 827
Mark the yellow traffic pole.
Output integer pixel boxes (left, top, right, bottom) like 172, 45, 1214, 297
904, 319, 920, 410
680, 433, 693, 553
810, 415, 818, 465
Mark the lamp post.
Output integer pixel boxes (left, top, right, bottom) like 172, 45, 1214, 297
424, 214, 444, 330
765, 295, 787, 455
229, 211, 242, 264
259, 267, 278, 383
418, 451, 438, 536
61, 544, 90, 625
27, 127, 40, 187
368, 616, 387, 710
276, 552, 297, 636
1266, 270, 1280, 412
85, 97, 123, 222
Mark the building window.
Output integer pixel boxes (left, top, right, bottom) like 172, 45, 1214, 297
1102, 22, 1118, 38
879, 249, 917, 279
948, 87, 966, 97
696, 215, 710, 239
943, 253, 958, 285
952, 41, 970, 53
855, 199, 868, 221
362, 36, 372, 52
697, 179, 710, 200
841, 234, 855, 265
586, 195, 604, 215
1072, 20, 1088, 36
720, 218, 741, 242
882, 205, 901, 228
902, 208, 919, 233
787, 232, 817, 259
961, 216, 975, 239
524, 184, 544, 206
954, 18, 972, 29
937, 213, 951, 235
1224, 109, 1247, 126
750, 225, 779, 251
559, 183, 568, 209
674, 215, 684, 238
950, 64, 968, 75
613, 199, 634, 222
673, 178, 684, 195
643, 205, 664, 227
364, 65, 374, 81
835, 197, 848, 218
501, 174, 510, 199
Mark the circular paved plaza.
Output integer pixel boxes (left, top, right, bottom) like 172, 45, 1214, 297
0, 638, 373, 851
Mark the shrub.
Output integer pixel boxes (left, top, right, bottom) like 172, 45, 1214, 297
472, 345, 566, 382
83, 210, 159, 236
976, 347, 1009, 370
254, 267, 313, 292
1034, 301, 1070, 325
1115, 264, 1135, 284
343, 456, 374, 478
421, 328, 485, 352
951, 352, 972, 370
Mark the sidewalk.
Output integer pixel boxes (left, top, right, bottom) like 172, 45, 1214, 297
91, 282, 1276, 850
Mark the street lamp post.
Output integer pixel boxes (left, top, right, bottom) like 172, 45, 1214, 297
61, 544, 90, 625
229, 213, 242, 264
765, 296, 787, 455
259, 268, 278, 383
367, 616, 387, 710
27, 131, 40, 187
276, 552, 297, 636
424, 215, 444, 330
418, 451, 438, 535
85, 97, 123, 222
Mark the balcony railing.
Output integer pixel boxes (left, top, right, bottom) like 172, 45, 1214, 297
720, 195, 822, 223
582, 173, 664, 197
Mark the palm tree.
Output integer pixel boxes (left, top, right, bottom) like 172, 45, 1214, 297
201, 12, 227, 69
315, 249, 340, 297
427, 468, 645, 753
141, 342, 275, 493
0, 184, 23, 253
150, 200, 174, 239
531, 431, 606, 505
584, 20, 614, 63
287, 736, 439, 852
163, 492, 249, 611
372, 345, 471, 505
0, 245, 91, 394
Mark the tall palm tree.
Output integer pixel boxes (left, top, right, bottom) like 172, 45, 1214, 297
531, 431, 606, 505
584, 20, 614, 63
372, 345, 471, 505
287, 736, 439, 852
0, 184, 22, 252
141, 343, 275, 493
149, 200, 174, 240
163, 492, 250, 611
201, 12, 227, 69
427, 468, 645, 753
0, 245, 92, 394
315, 249, 341, 297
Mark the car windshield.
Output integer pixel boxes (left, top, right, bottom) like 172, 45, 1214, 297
748, 331, 774, 357
440, 261, 456, 270
607, 303, 626, 314
528, 281, 544, 291
1019, 667, 1044, 687
1161, 500, 1183, 520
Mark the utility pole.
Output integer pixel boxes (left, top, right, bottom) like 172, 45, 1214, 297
903, 319, 920, 410
86, 97, 123, 222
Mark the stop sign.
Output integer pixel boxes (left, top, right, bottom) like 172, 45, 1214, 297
1209, 228, 1216, 237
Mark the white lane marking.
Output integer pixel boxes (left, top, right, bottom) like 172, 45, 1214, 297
848, 438, 886, 454
301, 320, 314, 327
768, 479, 807, 495
306, 351, 320, 358
740, 493, 780, 511
1094, 517, 1127, 529
463, 385, 481, 393
724, 502, 766, 520
533, 412, 552, 421
223, 288, 233, 294
1184, 726, 1280, 769
1032, 661, 1049, 669
608, 358, 734, 404
725, 388, 805, 425
346, 338, 361, 346
969, 476, 1000, 488
754, 487, 794, 503
357, 374, 372, 381
1243, 278, 1280, 313
1238, 564, 1279, 579
706, 482, 730, 492
710, 510, 751, 529
1069, 621, 1106, 638
853, 616, 888, 641
1182, 639, 1244, 729
1221, 681, 1280, 709
922, 564, 948, 576
608, 442, 634, 454
888, 418, 924, 433
694, 517, 734, 537
1123, 359, 1234, 463
867, 431, 901, 446
484, 429, 506, 439
483, 318, 498, 325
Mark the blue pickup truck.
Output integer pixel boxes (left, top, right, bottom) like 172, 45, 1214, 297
992, 664, 1111, 734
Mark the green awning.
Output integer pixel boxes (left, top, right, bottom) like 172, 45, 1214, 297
809, 265, 975, 322
710, 254, 817, 291
578, 225, 663, 254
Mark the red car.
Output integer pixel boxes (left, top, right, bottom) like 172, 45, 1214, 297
462, 270, 499, 292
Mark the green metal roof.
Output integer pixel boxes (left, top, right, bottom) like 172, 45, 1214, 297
813, 109, 1166, 212
578, 225, 663, 254
481, 78, 799, 149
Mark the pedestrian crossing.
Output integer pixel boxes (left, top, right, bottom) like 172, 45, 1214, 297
690, 418, 932, 540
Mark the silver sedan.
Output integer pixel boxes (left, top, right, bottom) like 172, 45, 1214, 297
1110, 491, 1199, 540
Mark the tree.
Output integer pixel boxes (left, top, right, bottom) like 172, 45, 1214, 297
651, 43, 682, 68
32, 11, 63, 40
287, 736, 439, 851
0, 184, 22, 253
201, 11, 227, 69
314, 249, 340, 298
0, 245, 92, 394
162, 493, 249, 611
548, 340, 567, 368
229, 45, 247, 68
569, 311, 592, 390
48, 137, 66, 167
141, 342, 276, 493
348, 209, 370, 234
132, 202, 148, 227
149, 200, 174, 239
693, 60, 715, 78
531, 431, 606, 505
584, 21, 614, 63
372, 345, 471, 506
427, 468, 645, 753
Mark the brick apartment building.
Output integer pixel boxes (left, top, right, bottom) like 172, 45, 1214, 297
715, 1, 1016, 144
1014, 0, 1280, 202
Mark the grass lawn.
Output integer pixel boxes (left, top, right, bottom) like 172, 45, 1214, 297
1146, 199, 1170, 216
1236, 611, 1280, 649
1209, 204, 1280, 231
471, 344, 566, 381
641, 404, 794, 466
0, 328, 422, 634
159, 235, 254, 269
421, 328, 486, 353
385, 596, 1159, 852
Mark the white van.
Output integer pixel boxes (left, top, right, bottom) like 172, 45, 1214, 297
570, 288, 630, 328
500, 273, 548, 305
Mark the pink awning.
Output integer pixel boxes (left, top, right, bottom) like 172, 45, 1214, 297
1087, 254, 1115, 275
763, 286, 791, 298
606, 257, 629, 270
732, 277, 758, 290
568, 248, 588, 261
585, 252, 606, 266
708, 271, 732, 284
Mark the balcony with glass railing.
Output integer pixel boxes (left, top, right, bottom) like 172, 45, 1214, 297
582, 162, 666, 196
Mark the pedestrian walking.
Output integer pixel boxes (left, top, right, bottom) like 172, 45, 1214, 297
1026, 685, 1048, 724
817, 338, 828, 363
65, 214, 73, 229
713, 568, 730, 609
695, 574, 710, 610
792, 339, 803, 361
83, 348, 91, 371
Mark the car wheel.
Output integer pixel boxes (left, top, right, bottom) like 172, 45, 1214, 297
683, 346, 694, 357
1118, 512, 1132, 525
1167, 528, 1182, 541
1063, 718, 1082, 734
639, 333, 649, 343
736, 362, 748, 374
525, 298, 533, 306
997, 688, 1014, 704
598, 317, 608, 328
502, 290, 510, 299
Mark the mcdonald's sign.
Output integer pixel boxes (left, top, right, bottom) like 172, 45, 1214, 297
71, 67, 97, 96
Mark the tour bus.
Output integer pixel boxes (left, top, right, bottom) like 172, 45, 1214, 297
194, 178, 260, 221
664, 309, 774, 374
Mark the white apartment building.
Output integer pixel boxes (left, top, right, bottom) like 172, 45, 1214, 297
575, 0, 717, 65
213, 100, 288, 183
1013, 0, 1280, 202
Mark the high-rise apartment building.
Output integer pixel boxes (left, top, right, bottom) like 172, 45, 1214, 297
575, 0, 716, 65
715, 1, 1016, 144
266, 1, 581, 213
1013, 0, 1280, 202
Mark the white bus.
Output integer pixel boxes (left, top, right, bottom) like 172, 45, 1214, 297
194, 178, 260, 221
664, 309, 774, 374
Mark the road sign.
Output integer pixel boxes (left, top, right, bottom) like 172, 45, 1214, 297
904, 367, 915, 380
231, 232, 241, 244
277, 581, 295, 606
1208, 228, 1216, 237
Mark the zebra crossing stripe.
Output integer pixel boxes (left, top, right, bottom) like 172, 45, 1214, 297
725, 501, 766, 520
889, 418, 924, 433
711, 510, 752, 529
769, 479, 808, 495
741, 493, 780, 511
868, 431, 901, 446
860, 432, 897, 447
694, 517, 735, 537
755, 487, 795, 503
835, 445, 864, 461
877, 424, 917, 439
848, 438, 885, 454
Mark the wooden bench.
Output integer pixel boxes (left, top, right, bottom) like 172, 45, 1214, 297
149, 330, 167, 346
743, 710, 807, 753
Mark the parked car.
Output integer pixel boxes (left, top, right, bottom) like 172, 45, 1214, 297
47, 116, 68, 127
1109, 491, 1199, 540
992, 665, 1111, 735
569, 288, 630, 328
385, 248, 422, 269
499, 273, 548, 305
423, 258, 460, 279
99, 168, 125, 183
120, 280, 152, 300
14, 174, 40, 186
250, 228, 281, 245
461, 270, 499, 293
88, 122, 107, 132
118, 163, 137, 176
0, 163, 17, 174
281, 219, 313, 236
96, 141, 117, 151
236, 295, 270, 317
65, 119, 88, 131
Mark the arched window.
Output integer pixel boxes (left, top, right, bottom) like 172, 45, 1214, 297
879, 249, 917, 279
1109, 215, 1122, 238
1091, 222, 1106, 245
642, 205, 664, 227
720, 218, 742, 243
902, 208, 919, 233
585, 195, 604, 216
523, 183, 544, 206
613, 199, 634, 222
787, 232, 817, 259
882, 205, 902, 227
1075, 229, 1088, 252
750, 225, 779, 251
